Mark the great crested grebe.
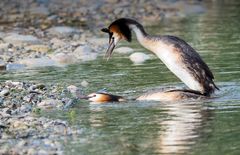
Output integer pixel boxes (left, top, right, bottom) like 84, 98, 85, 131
99, 18, 219, 102
81, 92, 125, 103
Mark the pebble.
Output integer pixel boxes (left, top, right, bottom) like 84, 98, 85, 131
129, 52, 150, 64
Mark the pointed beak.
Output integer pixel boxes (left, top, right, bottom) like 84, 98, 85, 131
105, 38, 115, 60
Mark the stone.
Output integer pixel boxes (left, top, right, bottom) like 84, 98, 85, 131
0, 60, 6, 70
73, 45, 97, 61
81, 80, 89, 87
129, 52, 150, 64
50, 52, 77, 64
25, 45, 50, 53
50, 38, 67, 49
47, 26, 80, 37
3, 33, 41, 45
115, 47, 134, 54
29, 6, 49, 16
18, 57, 57, 68
38, 99, 62, 108
0, 89, 9, 96
6, 63, 25, 70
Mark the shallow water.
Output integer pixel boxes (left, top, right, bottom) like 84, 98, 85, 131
1, 1, 240, 154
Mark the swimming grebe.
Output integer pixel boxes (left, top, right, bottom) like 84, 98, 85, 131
101, 18, 218, 101
81, 92, 125, 103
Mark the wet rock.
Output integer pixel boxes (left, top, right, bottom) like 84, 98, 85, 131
6, 63, 25, 70
38, 99, 62, 109
0, 60, 6, 70
3, 33, 41, 45
50, 38, 67, 49
81, 80, 89, 87
47, 26, 80, 37
0, 88, 10, 96
18, 57, 57, 68
129, 52, 150, 64
115, 47, 134, 54
29, 6, 49, 16
73, 45, 97, 61
25, 44, 50, 53
50, 52, 77, 64
0, 43, 10, 50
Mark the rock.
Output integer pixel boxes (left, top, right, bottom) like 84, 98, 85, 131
0, 43, 10, 50
29, 6, 49, 16
67, 85, 79, 94
0, 60, 6, 70
3, 33, 41, 45
47, 26, 80, 37
0, 89, 9, 96
73, 45, 97, 61
88, 38, 108, 46
115, 47, 134, 54
11, 120, 28, 129
6, 63, 25, 70
18, 57, 57, 68
50, 52, 77, 64
38, 99, 62, 108
50, 38, 67, 49
81, 80, 89, 87
25, 45, 50, 53
129, 52, 150, 64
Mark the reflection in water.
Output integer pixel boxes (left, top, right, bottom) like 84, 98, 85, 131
86, 101, 211, 154
157, 103, 206, 154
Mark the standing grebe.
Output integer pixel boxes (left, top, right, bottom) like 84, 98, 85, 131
100, 18, 219, 101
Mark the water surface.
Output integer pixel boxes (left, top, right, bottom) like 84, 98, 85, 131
1, 1, 240, 154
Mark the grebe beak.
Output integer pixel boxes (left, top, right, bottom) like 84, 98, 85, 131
105, 37, 115, 60
101, 28, 120, 60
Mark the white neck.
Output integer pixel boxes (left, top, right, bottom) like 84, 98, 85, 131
129, 24, 157, 52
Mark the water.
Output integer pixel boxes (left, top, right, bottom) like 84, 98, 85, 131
1, 1, 240, 154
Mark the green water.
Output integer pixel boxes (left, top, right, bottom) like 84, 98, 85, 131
1, 1, 240, 154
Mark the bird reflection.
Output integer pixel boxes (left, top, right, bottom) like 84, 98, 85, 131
156, 102, 208, 154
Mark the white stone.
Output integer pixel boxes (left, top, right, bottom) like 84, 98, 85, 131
129, 52, 150, 64
115, 47, 134, 54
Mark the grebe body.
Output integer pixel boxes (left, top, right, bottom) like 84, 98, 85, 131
101, 18, 218, 99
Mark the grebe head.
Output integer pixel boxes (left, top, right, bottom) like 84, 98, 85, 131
101, 18, 133, 59
82, 92, 125, 103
